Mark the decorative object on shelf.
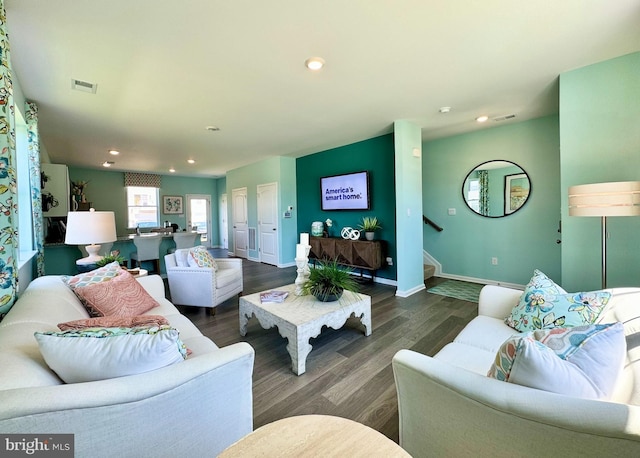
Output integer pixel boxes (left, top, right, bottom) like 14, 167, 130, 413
302, 259, 358, 302
95, 250, 126, 268
311, 221, 323, 237
358, 216, 382, 241
65, 208, 117, 266
340, 227, 361, 240
324, 218, 333, 238
568, 181, 640, 288
163, 195, 183, 214
71, 180, 89, 204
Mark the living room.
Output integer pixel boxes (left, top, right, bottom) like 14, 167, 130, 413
2, 1, 640, 456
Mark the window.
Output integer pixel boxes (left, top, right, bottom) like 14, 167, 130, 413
126, 186, 159, 228
16, 108, 34, 255
467, 179, 480, 213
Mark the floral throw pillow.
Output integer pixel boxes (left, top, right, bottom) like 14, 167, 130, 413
506, 288, 611, 332
505, 269, 566, 331
487, 323, 625, 400
58, 315, 169, 331
187, 245, 218, 271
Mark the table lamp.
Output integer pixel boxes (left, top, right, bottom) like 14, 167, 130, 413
568, 181, 640, 288
65, 208, 117, 266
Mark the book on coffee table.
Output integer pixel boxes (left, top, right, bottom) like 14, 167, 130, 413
260, 290, 289, 304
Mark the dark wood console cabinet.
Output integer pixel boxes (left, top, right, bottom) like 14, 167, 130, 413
308, 237, 384, 274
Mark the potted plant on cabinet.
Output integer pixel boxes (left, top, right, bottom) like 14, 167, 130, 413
302, 259, 359, 302
358, 216, 382, 241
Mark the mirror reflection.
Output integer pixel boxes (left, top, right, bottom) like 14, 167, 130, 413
462, 160, 531, 218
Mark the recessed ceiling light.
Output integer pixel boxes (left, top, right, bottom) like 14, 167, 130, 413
305, 57, 325, 71
187, 159, 195, 164
102, 161, 114, 167
108, 149, 119, 155
476, 115, 489, 123
439, 107, 451, 113
169, 168, 176, 173
206, 126, 220, 131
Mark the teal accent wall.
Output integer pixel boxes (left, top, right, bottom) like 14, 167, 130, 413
296, 134, 396, 280
394, 121, 424, 293
226, 156, 297, 264
423, 115, 561, 285
560, 52, 640, 291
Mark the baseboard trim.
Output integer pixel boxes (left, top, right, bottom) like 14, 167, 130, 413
395, 283, 426, 298
436, 272, 524, 290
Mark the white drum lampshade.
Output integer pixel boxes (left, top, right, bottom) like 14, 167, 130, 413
65, 209, 117, 265
568, 181, 640, 288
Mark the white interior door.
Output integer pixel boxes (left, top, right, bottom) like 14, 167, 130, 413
257, 182, 278, 266
186, 194, 211, 247
219, 193, 228, 250
232, 187, 248, 259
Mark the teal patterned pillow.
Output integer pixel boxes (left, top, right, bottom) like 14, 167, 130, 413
507, 287, 611, 332
505, 269, 566, 331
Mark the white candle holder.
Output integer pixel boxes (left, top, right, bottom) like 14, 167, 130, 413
295, 256, 309, 296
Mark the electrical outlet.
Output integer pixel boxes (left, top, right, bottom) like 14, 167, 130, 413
491, 257, 498, 265
386, 257, 393, 266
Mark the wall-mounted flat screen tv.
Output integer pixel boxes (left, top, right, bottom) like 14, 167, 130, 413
320, 171, 370, 211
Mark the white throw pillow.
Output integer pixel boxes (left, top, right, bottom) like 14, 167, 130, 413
35, 326, 187, 383
487, 322, 625, 400
174, 248, 190, 267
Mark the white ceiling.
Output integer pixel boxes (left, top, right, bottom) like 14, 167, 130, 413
5, 1, 640, 178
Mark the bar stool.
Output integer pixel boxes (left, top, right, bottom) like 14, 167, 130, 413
130, 234, 162, 274
169, 232, 199, 253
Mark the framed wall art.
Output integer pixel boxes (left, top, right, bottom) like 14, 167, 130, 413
163, 195, 183, 214
504, 173, 530, 215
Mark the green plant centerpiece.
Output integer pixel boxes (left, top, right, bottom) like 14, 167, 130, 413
358, 216, 382, 241
95, 251, 126, 267
302, 259, 359, 302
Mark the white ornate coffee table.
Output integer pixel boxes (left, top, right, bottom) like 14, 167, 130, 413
239, 284, 372, 375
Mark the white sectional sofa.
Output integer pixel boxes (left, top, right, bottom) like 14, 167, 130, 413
393, 284, 640, 457
0, 274, 254, 457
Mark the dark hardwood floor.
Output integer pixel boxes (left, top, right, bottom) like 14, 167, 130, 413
173, 250, 478, 444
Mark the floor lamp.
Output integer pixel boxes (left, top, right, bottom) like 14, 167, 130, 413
568, 181, 640, 289
65, 208, 117, 266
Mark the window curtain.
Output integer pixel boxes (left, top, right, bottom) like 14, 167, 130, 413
478, 169, 489, 217
0, 0, 18, 320
26, 101, 44, 276
124, 172, 161, 188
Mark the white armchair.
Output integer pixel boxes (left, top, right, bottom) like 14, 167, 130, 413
164, 250, 243, 315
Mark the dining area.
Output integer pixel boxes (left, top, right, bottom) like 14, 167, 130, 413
44, 220, 201, 277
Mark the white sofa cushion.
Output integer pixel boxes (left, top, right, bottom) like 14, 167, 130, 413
35, 325, 188, 383
488, 322, 625, 399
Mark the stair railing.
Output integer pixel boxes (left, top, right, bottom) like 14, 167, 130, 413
423, 215, 443, 232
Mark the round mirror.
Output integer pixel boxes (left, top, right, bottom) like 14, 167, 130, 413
462, 160, 531, 218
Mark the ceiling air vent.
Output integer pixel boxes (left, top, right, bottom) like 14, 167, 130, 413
71, 78, 98, 94
492, 114, 516, 122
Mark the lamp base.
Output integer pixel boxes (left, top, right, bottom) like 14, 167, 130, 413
75, 244, 104, 265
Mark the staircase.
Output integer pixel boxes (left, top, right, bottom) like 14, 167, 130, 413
424, 264, 435, 281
